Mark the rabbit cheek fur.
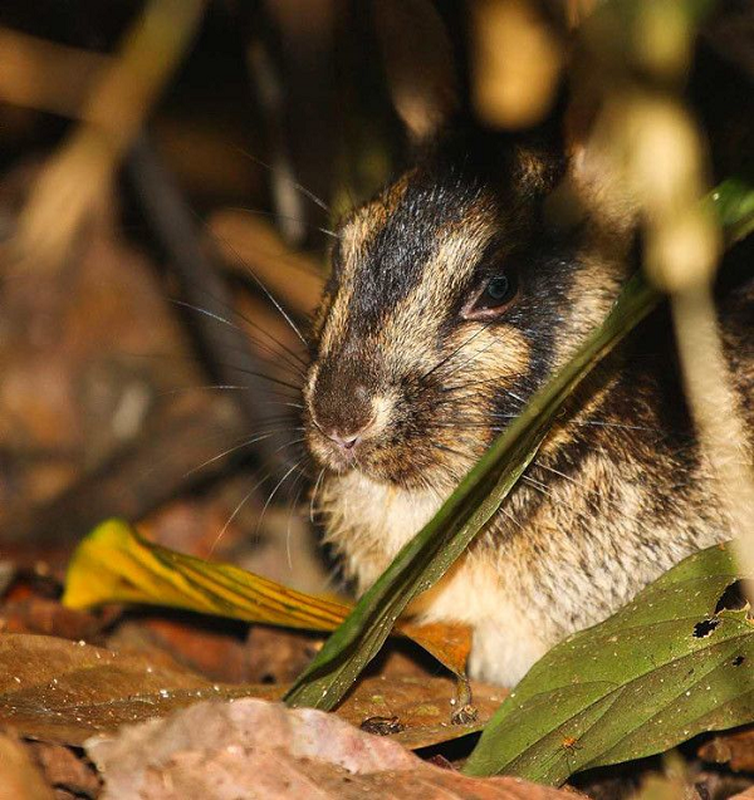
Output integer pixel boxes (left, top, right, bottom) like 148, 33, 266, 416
303, 135, 748, 687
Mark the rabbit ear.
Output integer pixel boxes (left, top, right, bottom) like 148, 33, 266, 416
373, 0, 461, 142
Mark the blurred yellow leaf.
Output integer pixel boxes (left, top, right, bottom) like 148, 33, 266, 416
62, 519, 470, 678
63, 519, 348, 630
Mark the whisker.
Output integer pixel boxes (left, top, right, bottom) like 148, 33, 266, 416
285, 467, 308, 570
433, 323, 524, 394
427, 455, 466, 486
226, 206, 337, 241
439, 377, 523, 400
210, 436, 307, 555
226, 304, 309, 368
310, 466, 327, 523
208, 364, 302, 394
171, 299, 241, 334
159, 384, 291, 398
223, 337, 307, 380
502, 388, 528, 405
211, 472, 270, 556
213, 235, 309, 349
521, 475, 551, 494
173, 296, 308, 373
570, 419, 669, 433
431, 441, 476, 465
422, 321, 494, 382
533, 461, 652, 527
433, 420, 492, 429
256, 458, 305, 539
233, 147, 331, 214
489, 413, 670, 435
498, 505, 526, 531
121, 350, 305, 393
184, 427, 305, 477
440, 335, 498, 383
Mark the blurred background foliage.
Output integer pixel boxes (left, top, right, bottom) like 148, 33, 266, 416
0, 0, 751, 596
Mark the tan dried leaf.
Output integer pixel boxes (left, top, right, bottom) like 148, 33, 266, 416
0, 633, 502, 753
86, 697, 573, 800
0, 732, 55, 800
0, 633, 278, 745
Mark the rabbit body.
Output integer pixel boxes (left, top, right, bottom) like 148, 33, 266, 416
303, 130, 753, 686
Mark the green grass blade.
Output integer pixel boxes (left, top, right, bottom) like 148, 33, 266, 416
712, 178, 754, 245
284, 272, 660, 709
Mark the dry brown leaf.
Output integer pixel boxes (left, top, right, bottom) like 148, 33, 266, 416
109, 616, 266, 685
27, 741, 101, 798
699, 726, 754, 772
0, 633, 501, 753
337, 673, 507, 750
0, 732, 55, 800
0, 633, 278, 745
399, 620, 472, 679
86, 697, 573, 800
0, 594, 110, 641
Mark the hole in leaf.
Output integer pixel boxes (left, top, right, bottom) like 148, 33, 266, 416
693, 618, 720, 638
715, 580, 749, 613
732, 655, 745, 667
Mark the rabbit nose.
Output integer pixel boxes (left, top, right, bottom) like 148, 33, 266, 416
309, 367, 376, 446
309, 357, 375, 438
327, 431, 360, 450
324, 420, 374, 451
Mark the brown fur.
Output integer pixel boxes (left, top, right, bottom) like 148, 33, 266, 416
303, 131, 753, 686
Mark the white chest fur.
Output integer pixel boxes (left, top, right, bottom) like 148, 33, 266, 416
318, 471, 550, 685
317, 460, 727, 687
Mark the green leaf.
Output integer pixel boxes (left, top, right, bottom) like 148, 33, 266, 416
711, 178, 754, 245
283, 273, 660, 709
463, 542, 754, 784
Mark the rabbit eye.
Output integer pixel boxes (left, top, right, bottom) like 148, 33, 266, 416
463, 271, 518, 320
483, 275, 513, 303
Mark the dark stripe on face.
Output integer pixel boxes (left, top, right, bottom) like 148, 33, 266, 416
348, 169, 484, 335
488, 249, 580, 416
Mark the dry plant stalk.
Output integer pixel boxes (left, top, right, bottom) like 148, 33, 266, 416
208, 209, 324, 316
471, 0, 562, 128
626, 28, 754, 577
584, 3, 754, 573
373, 0, 459, 140
0, 27, 106, 118
671, 291, 754, 555
565, 0, 598, 30
12, 0, 206, 273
